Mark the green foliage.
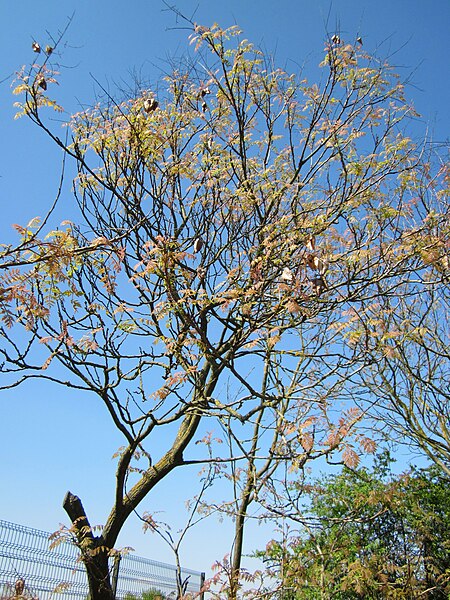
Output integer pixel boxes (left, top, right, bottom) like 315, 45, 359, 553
123, 589, 167, 600
261, 455, 450, 599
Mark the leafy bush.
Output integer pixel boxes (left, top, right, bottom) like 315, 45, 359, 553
123, 589, 167, 600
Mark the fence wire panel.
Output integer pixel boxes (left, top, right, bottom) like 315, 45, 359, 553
117, 554, 203, 599
0, 520, 203, 600
0, 519, 87, 600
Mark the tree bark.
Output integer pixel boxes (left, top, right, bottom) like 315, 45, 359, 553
63, 492, 114, 600
229, 488, 252, 600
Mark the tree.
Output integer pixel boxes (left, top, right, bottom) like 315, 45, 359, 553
1, 21, 445, 599
331, 150, 450, 475
260, 455, 450, 599
360, 159, 449, 473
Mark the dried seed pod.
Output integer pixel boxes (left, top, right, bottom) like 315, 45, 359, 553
201, 87, 211, 97
307, 254, 326, 274
311, 276, 326, 296
356, 36, 363, 45
45, 45, 54, 55
331, 34, 341, 44
32, 41, 41, 53
201, 101, 207, 113
36, 75, 47, 90
281, 267, 294, 283
286, 299, 301, 314
193, 237, 203, 253
305, 254, 318, 269
143, 98, 158, 113
305, 237, 315, 252
317, 257, 327, 276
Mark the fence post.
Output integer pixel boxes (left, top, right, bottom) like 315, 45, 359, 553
199, 572, 205, 600
111, 554, 121, 599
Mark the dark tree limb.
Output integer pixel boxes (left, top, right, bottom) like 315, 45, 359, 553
63, 491, 95, 541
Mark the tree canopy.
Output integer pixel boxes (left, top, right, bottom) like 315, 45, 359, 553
1, 21, 448, 600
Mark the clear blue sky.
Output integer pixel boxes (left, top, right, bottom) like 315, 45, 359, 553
1, 0, 449, 577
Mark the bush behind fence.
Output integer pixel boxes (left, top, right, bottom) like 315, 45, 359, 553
0, 520, 204, 600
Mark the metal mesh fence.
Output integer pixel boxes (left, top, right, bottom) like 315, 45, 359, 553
0, 520, 204, 600
116, 554, 202, 598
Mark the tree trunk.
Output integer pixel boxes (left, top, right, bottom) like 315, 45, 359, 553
229, 490, 252, 600
84, 549, 114, 600
63, 492, 114, 600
